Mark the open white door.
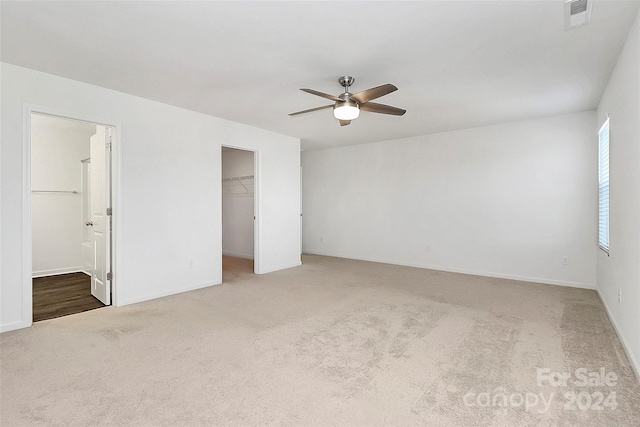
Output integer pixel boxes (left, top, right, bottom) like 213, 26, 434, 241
89, 126, 111, 305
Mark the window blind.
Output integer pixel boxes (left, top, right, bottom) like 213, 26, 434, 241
598, 118, 610, 253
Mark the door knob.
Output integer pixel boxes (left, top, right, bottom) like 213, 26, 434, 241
85, 221, 93, 226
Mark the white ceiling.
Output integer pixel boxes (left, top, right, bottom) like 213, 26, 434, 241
2, 1, 638, 150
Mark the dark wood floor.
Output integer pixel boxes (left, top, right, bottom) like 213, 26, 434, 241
32, 272, 105, 322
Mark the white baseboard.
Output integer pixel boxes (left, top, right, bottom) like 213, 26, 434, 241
122, 280, 222, 306
222, 250, 254, 260
302, 251, 595, 289
121, 259, 301, 306
1, 320, 28, 333
596, 289, 640, 384
32, 266, 83, 278
257, 260, 302, 275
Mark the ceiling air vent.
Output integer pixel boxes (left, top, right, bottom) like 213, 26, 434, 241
565, 0, 592, 30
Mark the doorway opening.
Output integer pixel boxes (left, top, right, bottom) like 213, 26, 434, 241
30, 113, 114, 322
221, 147, 256, 281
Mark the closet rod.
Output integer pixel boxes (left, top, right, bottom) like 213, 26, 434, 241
32, 190, 79, 194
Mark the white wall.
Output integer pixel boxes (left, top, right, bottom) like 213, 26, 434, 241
31, 115, 93, 277
596, 10, 640, 377
302, 111, 597, 289
1, 63, 301, 332
222, 147, 254, 259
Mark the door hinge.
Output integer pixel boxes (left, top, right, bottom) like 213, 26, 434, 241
106, 207, 112, 216
107, 272, 112, 281
106, 142, 112, 151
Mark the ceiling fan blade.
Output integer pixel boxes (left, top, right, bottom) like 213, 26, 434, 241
300, 88, 342, 102
289, 104, 333, 116
350, 84, 397, 103
359, 102, 406, 116
339, 120, 351, 126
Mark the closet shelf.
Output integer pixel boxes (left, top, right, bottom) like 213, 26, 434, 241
222, 175, 254, 196
32, 190, 79, 194
222, 175, 254, 182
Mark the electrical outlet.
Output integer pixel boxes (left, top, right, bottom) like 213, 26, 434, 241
561, 256, 569, 265
618, 288, 622, 304
189, 260, 194, 269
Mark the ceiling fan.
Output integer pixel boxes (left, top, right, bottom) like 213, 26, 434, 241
289, 76, 406, 126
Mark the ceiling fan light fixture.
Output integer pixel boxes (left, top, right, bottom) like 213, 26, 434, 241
333, 100, 360, 120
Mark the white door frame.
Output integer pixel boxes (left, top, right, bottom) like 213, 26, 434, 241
221, 145, 260, 274
22, 104, 122, 327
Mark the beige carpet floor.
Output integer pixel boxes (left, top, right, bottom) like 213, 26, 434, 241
1, 255, 639, 426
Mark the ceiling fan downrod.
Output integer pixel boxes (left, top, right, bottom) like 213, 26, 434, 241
338, 76, 355, 94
